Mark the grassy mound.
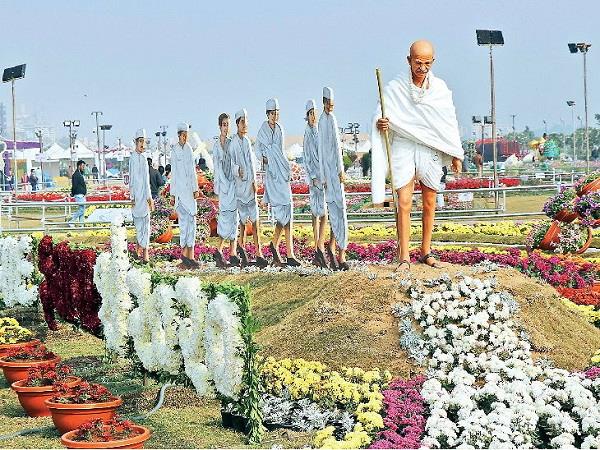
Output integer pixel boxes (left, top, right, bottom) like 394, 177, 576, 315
204, 263, 600, 374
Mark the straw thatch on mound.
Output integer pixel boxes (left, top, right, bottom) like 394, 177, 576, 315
203, 264, 600, 375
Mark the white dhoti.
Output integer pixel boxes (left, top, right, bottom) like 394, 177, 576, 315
217, 210, 238, 241
238, 200, 258, 224
133, 214, 150, 248
309, 184, 326, 218
271, 203, 292, 227
391, 137, 444, 191
177, 205, 196, 247
327, 201, 348, 250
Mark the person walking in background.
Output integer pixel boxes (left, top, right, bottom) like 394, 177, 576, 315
29, 169, 38, 191
158, 165, 166, 183
164, 164, 171, 180
91, 165, 99, 183
474, 149, 483, 177
20, 172, 30, 192
67, 165, 74, 179
69, 160, 87, 226
147, 157, 165, 199
7, 169, 14, 191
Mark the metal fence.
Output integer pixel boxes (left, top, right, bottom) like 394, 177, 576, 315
0, 183, 562, 234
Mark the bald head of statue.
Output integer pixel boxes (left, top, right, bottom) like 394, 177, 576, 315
407, 40, 435, 87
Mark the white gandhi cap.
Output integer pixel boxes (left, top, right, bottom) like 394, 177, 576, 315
266, 98, 279, 111
322, 86, 334, 101
235, 109, 248, 121
177, 122, 190, 133
134, 128, 146, 140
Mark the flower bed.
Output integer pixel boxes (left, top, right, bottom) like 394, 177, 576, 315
37, 235, 102, 335
575, 192, 600, 227
396, 274, 600, 448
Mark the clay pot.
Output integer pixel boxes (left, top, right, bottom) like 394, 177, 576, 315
554, 209, 578, 223
45, 396, 123, 434
0, 356, 61, 384
245, 222, 254, 237
592, 282, 600, 293
537, 221, 561, 251
60, 424, 151, 449
0, 339, 40, 359
153, 227, 173, 244
577, 177, 600, 196
11, 376, 81, 417
209, 217, 218, 237
575, 226, 594, 255
169, 211, 178, 221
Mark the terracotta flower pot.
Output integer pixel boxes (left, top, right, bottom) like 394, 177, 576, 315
575, 226, 594, 255
592, 282, 600, 293
0, 339, 40, 359
45, 396, 123, 434
153, 227, 173, 244
554, 209, 578, 223
245, 222, 254, 237
11, 376, 81, 417
537, 221, 561, 251
0, 356, 61, 384
577, 178, 600, 196
169, 211, 178, 221
209, 217, 218, 237
60, 425, 151, 449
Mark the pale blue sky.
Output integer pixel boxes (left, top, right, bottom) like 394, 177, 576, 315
1, 0, 598, 145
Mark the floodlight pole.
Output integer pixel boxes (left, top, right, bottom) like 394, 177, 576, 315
583, 48, 590, 173
489, 44, 499, 208
11, 79, 17, 193
92, 111, 103, 178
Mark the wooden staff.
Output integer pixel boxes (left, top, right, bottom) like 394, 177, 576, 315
375, 68, 401, 260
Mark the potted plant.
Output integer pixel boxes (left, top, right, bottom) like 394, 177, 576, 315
574, 192, 600, 228
575, 171, 600, 196
197, 197, 218, 239
0, 318, 39, 358
60, 417, 151, 449
552, 222, 593, 254
151, 195, 173, 243
0, 343, 60, 384
525, 220, 560, 251
11, 363, 81, 417
45, 382, 123, 434
542, 187, 578, 222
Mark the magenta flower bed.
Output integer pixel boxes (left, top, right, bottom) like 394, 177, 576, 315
370, 376, 427, 449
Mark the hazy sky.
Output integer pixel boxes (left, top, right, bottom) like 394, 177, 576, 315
1, 0, 598, 146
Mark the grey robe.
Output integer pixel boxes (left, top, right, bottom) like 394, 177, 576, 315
303, 123, 325, 218
318, 112, 348, 249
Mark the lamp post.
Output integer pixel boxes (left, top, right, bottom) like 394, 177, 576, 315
159, 125, 168, 165
34, 129, 43, 189
476, 29, 504, 205
543, 120, 547, 135
568, 42, 592, 172
2, 64, 26, 193
566, 100, 576, 161
100, 124, 112, 182
472, 115, 492, 164
510, 114, 516, 133
63, 120, 80, 163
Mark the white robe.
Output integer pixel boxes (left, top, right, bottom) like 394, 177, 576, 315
318, 111, 348, 249
231, 133, 257, 206
256, 121, 292, 226
170, 142, 199, 215
302, 123, 325, 217
129, 151, 152, 248
170, 142, 198, 248
213, 137, 238, 241
370, 71, 464, 204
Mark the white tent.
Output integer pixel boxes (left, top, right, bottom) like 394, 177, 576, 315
44, 143, 68, 160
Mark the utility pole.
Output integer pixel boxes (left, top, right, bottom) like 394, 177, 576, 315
510, 114, 516, 133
